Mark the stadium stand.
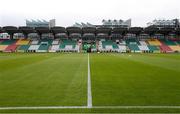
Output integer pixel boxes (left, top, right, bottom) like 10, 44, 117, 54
147, 39, 162, 46
162, 39, 177, 46
159, 40, 173, 52
52, 39, 60, 45
91, 44, 97, 52
138, 40, 149, 52
177, 41, 180, 45
49, 45, 60, 52
17, 45, 30, 52
127, 44, 140, 52
147, 45, 160, 53
139, 41, 148, 45
138, 45, 149, 52
99, 40, 119, 52
31, 40, 39, 45
59, 39, 79, 52
37, 39, 52, 52
159, 44, 173, 53
28, 45, 40, 52
0, 45, 8, 51
16, 39, 30, 45
4, 44, 18, 52
49, 39, 60, 52
118, 45, 127, 52
169, 46, 180, 52
126, 38, 140, 45
0, 26, 179, 53
0, 39, 17, 52
0, 39, 17, 45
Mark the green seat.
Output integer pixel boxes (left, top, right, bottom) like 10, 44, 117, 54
126, 39, 140, 45
0, 40, 17, 45
38, 44, 50, 50
113, 44, 118, 49
59, 44, 65, 49
128, 44, 140, 51
17, 45, 30, 51
161, 40, 176, 46
147, 45, 159, 51
40, 39, 53, 45
60, 40, 76, 49
176, 41, 180, 45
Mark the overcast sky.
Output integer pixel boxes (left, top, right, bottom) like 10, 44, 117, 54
0, 0, 179, 27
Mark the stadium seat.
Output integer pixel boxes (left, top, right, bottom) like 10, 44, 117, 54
4, 44, 18, 52
0, 39, 17, 45
118, 45, 126, 52
159, 44, 173, 52
147, 39, 162, 46
59, 39, 78, 52
161, 39, 177, 46
158, 40, 173, 52
177, 41, 180, 45
17, 45, 30, 52
127, 44, 140, 52
49, 45, 60, 52
126, 39, 140, 45
147, 45, 160, 53
16, 39, 30, 45
28, 45, 40, 52
38, 44, 50, 52
139, 41, 148, 45
101, 40, 119, 52
52, 39, 60, 45
31, 40, 39, 45
138, 45, 149, 51
0, 45, 8, 51
91, 44, 97, 52
169, 46, 180, 52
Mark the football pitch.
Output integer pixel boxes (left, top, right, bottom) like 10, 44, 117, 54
0, 53, 180, 113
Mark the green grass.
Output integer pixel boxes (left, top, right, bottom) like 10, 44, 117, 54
91, 53, 180, 106
0, 53, 87, 107
0, 53, 180, 113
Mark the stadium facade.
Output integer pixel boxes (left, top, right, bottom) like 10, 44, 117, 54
73, 19, 131, 28
0, 19, 180, 53
26, 19, 56, 28
147, 19, 180, 28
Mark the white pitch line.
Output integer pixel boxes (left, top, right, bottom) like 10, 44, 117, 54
0, 106, 180, 110
93, 106, 180, 109
0, 106, 87, 110
87, 53, 92, 108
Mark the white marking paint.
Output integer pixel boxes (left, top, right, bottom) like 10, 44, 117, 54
0, 106, 87, 110
93, 106, 180, 109
0, 106, 180, 110
87, 53, 92, 108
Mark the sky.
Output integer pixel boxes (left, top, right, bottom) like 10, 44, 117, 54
0, 0, 179, 27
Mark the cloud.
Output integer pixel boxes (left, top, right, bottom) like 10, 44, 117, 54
0, 0, 179, 27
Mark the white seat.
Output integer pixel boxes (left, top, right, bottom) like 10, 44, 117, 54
28, 45, 40, 50
65, 45, 73, 50
31, 40, 39, 45
51, 45, 60, 50
138, 45, 149, 51
118, 45, 126, 52
105, 45, 113, 50
52, 40, 59, 45
139, 41, 147, 45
